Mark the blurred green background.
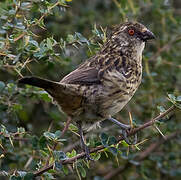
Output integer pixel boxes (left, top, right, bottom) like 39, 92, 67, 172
0, 0, 181, 179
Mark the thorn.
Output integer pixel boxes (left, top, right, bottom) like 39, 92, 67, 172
128, 111, 133, 129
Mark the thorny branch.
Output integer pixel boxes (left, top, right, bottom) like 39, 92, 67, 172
103, 131, 180, 180
34, 105, 176, 177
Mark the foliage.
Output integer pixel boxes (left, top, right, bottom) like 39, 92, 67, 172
0, 0, 181, 179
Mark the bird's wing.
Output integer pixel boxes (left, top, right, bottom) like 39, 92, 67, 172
60, 62, 101, 85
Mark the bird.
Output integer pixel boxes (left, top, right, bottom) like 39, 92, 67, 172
18, 22, 155, 160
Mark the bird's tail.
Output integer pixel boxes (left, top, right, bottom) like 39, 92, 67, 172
18, 76, 56, 90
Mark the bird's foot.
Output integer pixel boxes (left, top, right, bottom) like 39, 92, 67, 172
107, 117, 138, 145
77, 121, 94, 161
121, 129, 137, 145
83, 144, 94, 161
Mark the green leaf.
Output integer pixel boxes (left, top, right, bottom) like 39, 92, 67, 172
39, 91, 52, 102
108, 147, 118, 156
24, 173, 34, 180
75, 32, 89, 45
10, 176, 22, 180
157, 106, 166, 113
39, 150, 49, 157
47, 38, 53, 50
176, 96, 181, 102
44, 131, 55, 140
100, 132, 109, 147
121, 140, 129, 147
78, 165, 86, 178
66, 149, 77, 158
67, 34, 75, 43
92, 152, 101, 161
54, 151, 67, 160
71, 149, 77, 157
54, 161, 63, 171
54, 130, 61, 139
69, 123, 78, 131
12, 104, 23, 111
168, 94, 176, 103
17, 127, 25, 133
17, 171, 26, 177
129, 160, 140, 166
29, 39, 39, 47
39, 136, 47, 149
62, 165, 69, 175
31, 136, 39, 149
108, 136, 117, 146
0, 81, 5, 92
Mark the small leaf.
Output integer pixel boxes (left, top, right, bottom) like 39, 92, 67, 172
47, 38, 53, 50
62, 165, 69, 175
39, 136, 47, 149
94, 176, 105, 180
69, 123, 78, 131
157, 106, 166, 113
17, 127, 25, 133
78, 165, 86, 178
168, 94, 176, 102
176, 96, 181, 102
17, 171, 26, 177
31, 136, 39, 149
12, 104, 23, 111
108, 136, 117, 146
121, 140, 129, 147
75, 32, 89, 45
54, 161, 63, 171
24, 173, 34, 180
0, 81, 5, 92
92, 153, 101, 161
71, 149, 77, 156
10, 176, 22, 180
39, 91, 52, 102
9, 137, 14, 147
67, 34, 75, 43
100, 132, 109, 147
43, 131, 55, 140
54, 151, 67, 160
54, 130, 61, 139
129, 160, 140, 166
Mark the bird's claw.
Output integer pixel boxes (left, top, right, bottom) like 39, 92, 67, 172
84, 145, 94, 161
122, 129, 137, 145
107, 117, 138, 145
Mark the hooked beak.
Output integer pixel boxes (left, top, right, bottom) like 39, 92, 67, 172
141, 30, 155, 42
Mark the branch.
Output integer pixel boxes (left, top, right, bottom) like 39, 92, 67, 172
34, 105, 176, 177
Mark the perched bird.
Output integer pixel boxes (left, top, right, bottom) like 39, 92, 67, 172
19, 22, 155, 160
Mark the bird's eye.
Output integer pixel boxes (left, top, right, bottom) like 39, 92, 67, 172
128, 29, 135, 36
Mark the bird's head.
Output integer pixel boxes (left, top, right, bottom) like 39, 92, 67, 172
111, 22, 155, 54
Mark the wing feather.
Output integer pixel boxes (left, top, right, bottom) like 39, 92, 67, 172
60, 63, 100, 85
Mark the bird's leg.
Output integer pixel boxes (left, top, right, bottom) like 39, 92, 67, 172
77, 122, 93, 161
107, 117, 137, 145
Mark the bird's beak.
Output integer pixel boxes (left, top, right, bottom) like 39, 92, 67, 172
142, 30, 155, 41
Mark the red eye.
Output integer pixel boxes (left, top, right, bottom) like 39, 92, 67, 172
128, 29, 135, 36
